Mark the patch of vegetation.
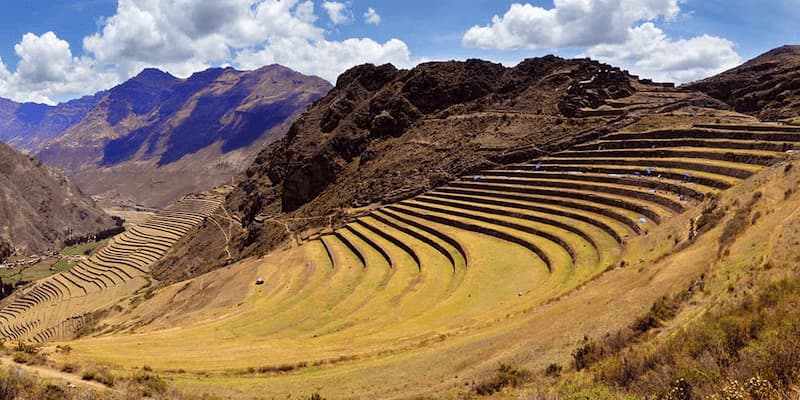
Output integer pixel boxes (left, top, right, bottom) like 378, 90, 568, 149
130, 370, 169, 397
631, 281, 698, 334
11, 342, 47, 366
693, 199, 724, 238
473, 363, 531, 396
0, 365, 217, 399
718, 192, 762, 255
52, 258, 77, 271
81, 365, 116, 387
60, 239, 107, 256
588, 275, 800, 398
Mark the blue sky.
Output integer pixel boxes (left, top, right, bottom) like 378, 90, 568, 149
0, 0, 797, 104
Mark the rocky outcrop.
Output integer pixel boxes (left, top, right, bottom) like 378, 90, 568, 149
686, 45, 800, 121
247, 56, 636, 215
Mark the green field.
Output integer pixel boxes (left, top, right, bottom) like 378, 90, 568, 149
0, 240, 109, 286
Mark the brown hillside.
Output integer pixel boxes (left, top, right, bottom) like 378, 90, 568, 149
153, 56, 726, 282
686, 45, 800, 121
0, 142, 117, 255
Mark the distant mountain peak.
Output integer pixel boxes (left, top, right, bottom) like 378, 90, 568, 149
131, 68, 177, 84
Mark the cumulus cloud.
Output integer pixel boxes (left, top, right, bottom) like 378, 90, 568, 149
586, 23, 740, 83
0, 31, 117, 104
322, 1, 352, 25
15, 32, 73, 83
237, 37, 410, 83
462, 0, 739, 83
0, 0, 413, 104
463, 0, 680, 49
364, 7, 381, 25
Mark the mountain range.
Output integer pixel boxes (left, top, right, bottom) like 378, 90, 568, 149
687, 45, 800, 122
0, 65, 331, 207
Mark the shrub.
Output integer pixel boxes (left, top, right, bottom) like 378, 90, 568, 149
661, 378, 692, 400
587, 275, 800, 398
473, 363, 531, 395
60, 364, 80, 374
82, 365, 115, 387
131, 371, 168, 397
573, 339, 605, 371
37, 384, 66, 400
545, 363, 563, 377
14, 341, 39, 355
12, 351, 47, 365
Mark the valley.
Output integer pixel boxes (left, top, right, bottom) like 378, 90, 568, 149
0, 31, 799, 400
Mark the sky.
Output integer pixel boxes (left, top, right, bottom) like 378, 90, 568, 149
0, 0, 797, 105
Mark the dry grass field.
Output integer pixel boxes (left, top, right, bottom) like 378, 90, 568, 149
0, 119, 791, 398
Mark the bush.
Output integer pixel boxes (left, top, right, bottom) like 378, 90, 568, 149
474, 363, 531, 395
660, 378, 693, 400
60, 363, 79, 374
12, 351, 47, 365
545, 363, 563, 377
82, 365, 115, 387
14, 341, 39, 355
131, 371, 168, 397
573, 339, 606, 371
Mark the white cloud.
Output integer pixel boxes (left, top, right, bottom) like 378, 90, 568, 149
236, 37, 411, 83
0, 0, 415, 104
462, 0, 740, 83
0, 32, 117, 104
364, 7, 381, 25
14, 32, 73, 83
586, 23, 741, 83
322, 1, 352, 25
463, 0, 680, 49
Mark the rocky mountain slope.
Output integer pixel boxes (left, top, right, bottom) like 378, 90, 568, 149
686, 45, 800, 121
154, 55, 714, 281
0, 93, 102, 152
0, 142, 117, 255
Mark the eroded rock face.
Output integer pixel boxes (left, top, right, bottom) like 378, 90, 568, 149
686, 45, 800, 121
249, 57, 636, 214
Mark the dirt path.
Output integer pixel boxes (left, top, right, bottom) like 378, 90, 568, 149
0, 356, 111, 392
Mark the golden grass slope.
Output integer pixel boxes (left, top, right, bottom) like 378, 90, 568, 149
42, 120, 800, 399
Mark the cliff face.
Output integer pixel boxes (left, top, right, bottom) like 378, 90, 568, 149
686, 45, 800, 121
152, 56, 645, 282
0, 142, 117, 255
